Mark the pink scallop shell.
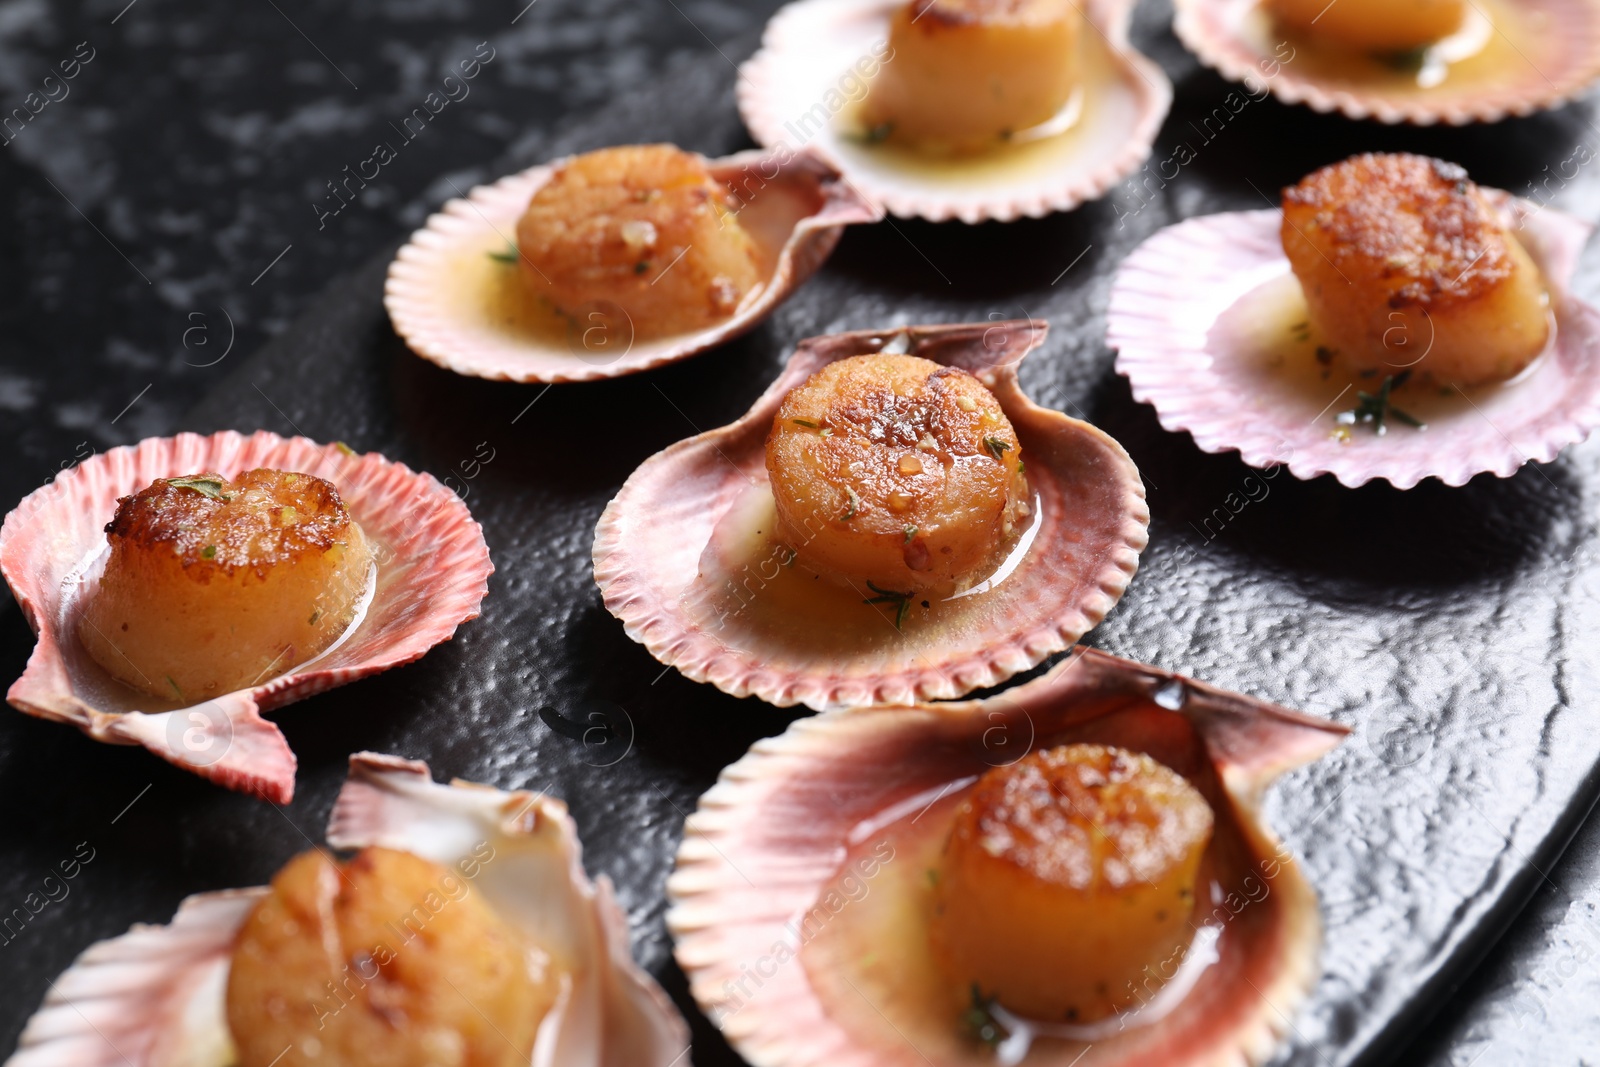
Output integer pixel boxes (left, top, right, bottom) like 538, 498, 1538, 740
385, 147, 880, 384
1175, 0, 1600, 123
5, 753, 691, 1067
592, 321, 1149, 711
1107, 198, 1600, 488
667, 648, 1348, 1067
737, 0, 1172, 223
0, 432, 493, 802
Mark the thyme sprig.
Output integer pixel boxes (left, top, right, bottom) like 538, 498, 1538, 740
1338, 370, 1424, 435
864, 580, 913, 630
962, 985, 1009, 1048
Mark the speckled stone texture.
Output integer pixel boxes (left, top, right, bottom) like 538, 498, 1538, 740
4, 2, 1600, 1066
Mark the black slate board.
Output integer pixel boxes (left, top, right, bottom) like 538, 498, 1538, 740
6, 12, 1600, 1067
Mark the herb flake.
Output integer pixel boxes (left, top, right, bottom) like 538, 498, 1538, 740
487, 242, 519, 264
166, 476, 229, 501
962, 985, 1008, 1048
1337, 371, 1425, 435
904, 526, 918, 543
863, 580, 913, 630
983, 437, 1011, 463
201, 545, 216, 560
842, 486, 860, 521
792, 418, 819, 429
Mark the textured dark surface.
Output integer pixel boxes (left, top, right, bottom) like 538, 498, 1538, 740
5, 2, 1600, 1066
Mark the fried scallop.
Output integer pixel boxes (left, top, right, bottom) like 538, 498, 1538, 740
930, 744, 1213, 1023
765, 353, 1029, 592
1281, 153, 1550, 387
1265, 0, 1465, 52
78, 469, 373, 702
515, 144, 764, 340
860, 0, 1082, 150
228, 847, 555, 1067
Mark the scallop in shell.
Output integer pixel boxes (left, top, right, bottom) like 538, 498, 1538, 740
667, 647, 1347, 1067
385, 145, 880, 384
592, 320, 1148, 710
4, 752, 691, 1067
737, 0, 1173, 223
1175, 0, 1600, 123
0, 431, 492, 802
1107, 185, 1600, 488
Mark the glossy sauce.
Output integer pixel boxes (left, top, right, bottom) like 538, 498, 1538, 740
832, 32, 1116, 185
692, 480, 1042, 652
798, 782, 1223, 1064
1212, 270, 1554, 440
1249, 0, 1546, 96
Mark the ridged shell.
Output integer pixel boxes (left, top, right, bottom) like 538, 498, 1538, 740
0, 431, 492, 802
385, 146, 880, 383
737, 0, 1172, 223
667, 648, 1348, 1067
5, 753, 692, 1067
592, 321, 1148, 710
1175, 0, 1600, 124
1107, 196, 1600, 488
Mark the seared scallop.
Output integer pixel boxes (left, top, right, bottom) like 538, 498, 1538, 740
765, 353, 1029, 592
515, 144, 765, 340
1281, 153, 1550, 387
227, 846, 557, 1067
929, 743, 1214, 1023
1266, 0, 1465, 53
861, 0, 1081, 150
77, 469, 372, 701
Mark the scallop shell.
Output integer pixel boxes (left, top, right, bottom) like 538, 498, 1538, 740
5, 753, 691, 1067
1175, 0, 1600, 123
737, 0, 1173, 222
667, 647, 1348, 1067
0, 431, 492, 802
1107, 195, 1600, 488
385, 146, 880, 384
592, 320, 1149, 711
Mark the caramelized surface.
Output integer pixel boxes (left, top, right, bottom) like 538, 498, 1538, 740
1267, 0, 1465, 52
515, 144, 763, 340
861, 0, 1080, 150
1281, 153, 1549, 386
78, 469, 372, 700
930, 744, 1213, 1021
227, 847, 554, 1067
765, 354, 1027, 592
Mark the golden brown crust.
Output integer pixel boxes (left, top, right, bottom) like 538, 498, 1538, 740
1281, 152, 1515, 310
106, 469, 356, 579
767, 354, 1021, 542
951, 743, 1214, 891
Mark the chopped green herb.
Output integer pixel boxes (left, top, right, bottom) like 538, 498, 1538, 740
166, 676, 184, 702
962, 985, 1008, 1048
333, 440, 356, 456
1379, 46, 1430, 73
634, 260, 651, 274
864, 580, 913, 630
201, 545, 216, 560
1314, 345, 1336, 366
863, 121, 894, 144
792, 418, 819, 428
1338, 371, 1424, 436
904, 526, 918, 543
308, 608, 321, 626
487, 242, 519, 264
166, 475, 229, 501
983, 437, 1011, 462
842, 486, 860, 521
1017, 460, 1025, 474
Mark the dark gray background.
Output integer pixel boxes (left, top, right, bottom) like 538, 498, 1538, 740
2, 1, 1599, 1065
